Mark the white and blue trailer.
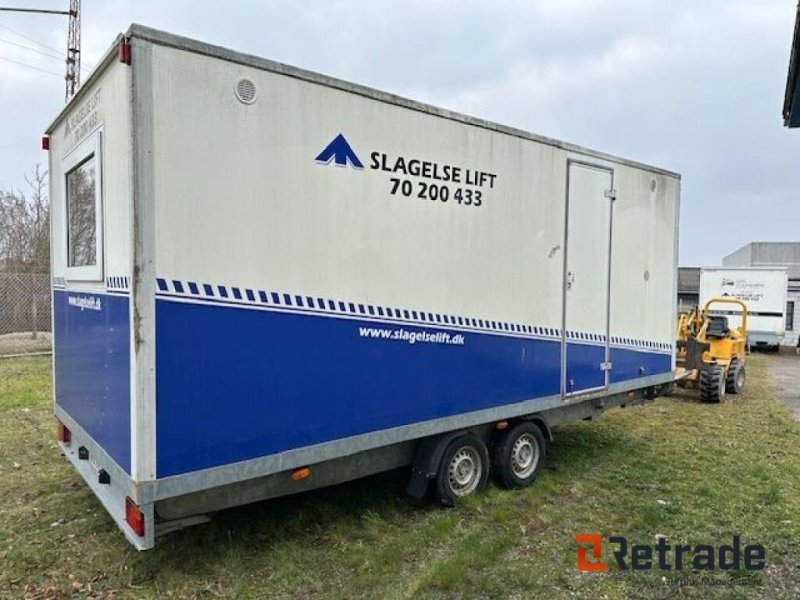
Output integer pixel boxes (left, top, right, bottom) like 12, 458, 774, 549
46, 25, 680, 550
699, 267, 789, 350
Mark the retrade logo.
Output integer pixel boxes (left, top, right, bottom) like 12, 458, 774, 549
315, 133, 363, 169
576, 534, 608, 572
575, 534, 765, 572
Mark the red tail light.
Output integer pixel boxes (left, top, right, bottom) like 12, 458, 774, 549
41, 136, 49, 150
125, 497, 145, 537
57, 420, 71, 445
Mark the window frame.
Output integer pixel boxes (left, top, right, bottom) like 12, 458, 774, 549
63, 131, 104, 282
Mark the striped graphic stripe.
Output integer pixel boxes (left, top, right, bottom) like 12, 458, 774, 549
155, 277, 673, 353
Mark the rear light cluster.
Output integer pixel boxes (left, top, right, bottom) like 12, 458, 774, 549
125, 497, 145, 537
119, 39, 131, 64
57, 420, 71, 445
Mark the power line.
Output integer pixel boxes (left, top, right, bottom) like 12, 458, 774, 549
0, 54, 62, 78
0, 18, 88, 76
0, 36, 62, 60
0, 20, 62, 56
0, 2, 82, 101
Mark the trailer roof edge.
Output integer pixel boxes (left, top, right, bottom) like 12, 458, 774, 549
44, 33, 125, 135
129, 24, 681, 179
49, 23, 681, 180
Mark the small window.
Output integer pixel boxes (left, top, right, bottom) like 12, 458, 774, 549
788, 301, 795, 331
63, 132, 103, 281
67, 155, 97, 267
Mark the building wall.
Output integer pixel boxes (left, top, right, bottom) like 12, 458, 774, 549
723, 244, 753, 268
677, 267, 700, 313
677, 293, 699, 314
722, 242, 800, 346
787, 285, 799, 347
724, 242, 800, 279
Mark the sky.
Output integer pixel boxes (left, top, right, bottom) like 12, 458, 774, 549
0, 0, 798, 266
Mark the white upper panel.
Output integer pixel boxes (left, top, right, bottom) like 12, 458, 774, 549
138, 39, 678, 342
49, 59, 132, 289
700, 267, 788, 334
150, 44, 569, 328
607, 165, 679, 346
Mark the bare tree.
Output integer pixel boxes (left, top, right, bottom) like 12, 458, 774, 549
0, 165, 50, 339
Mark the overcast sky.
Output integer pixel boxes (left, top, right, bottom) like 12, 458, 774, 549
0, 0, 797, 266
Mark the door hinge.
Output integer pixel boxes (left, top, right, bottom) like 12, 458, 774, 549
604, 189, 617, 201
600, 361, 613, 371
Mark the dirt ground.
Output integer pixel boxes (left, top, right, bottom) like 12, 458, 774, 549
767, 349, 800, 419
0, 331, 52, 357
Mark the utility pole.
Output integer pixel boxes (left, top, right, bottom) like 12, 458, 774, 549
0, 1, 81, 101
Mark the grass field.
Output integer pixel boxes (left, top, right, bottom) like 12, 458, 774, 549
1, 355, 800, 599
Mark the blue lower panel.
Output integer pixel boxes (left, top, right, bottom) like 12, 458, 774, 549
155, 300, 671, 477
566, 343, 606, 392
610, 347, 672, 384
54, 290, 131, 474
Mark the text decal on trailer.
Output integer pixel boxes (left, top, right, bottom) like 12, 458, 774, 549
315, 133, 497, 208
67, 295, 103, 312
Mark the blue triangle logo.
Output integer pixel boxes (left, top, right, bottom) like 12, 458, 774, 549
315, 133, 364, 169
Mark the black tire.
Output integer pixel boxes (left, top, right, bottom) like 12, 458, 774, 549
725, 360, 745, 394
431, 434, 490, 507
699, 363, 726, 403
492, 422, 546, 490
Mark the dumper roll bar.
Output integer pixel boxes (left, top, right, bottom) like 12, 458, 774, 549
702, 297, 748, 337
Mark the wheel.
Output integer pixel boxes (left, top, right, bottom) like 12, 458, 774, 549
725, 360, 745, 394
492, 422, 546, 489
699, 363, 726, 403
431, 434, 490, 507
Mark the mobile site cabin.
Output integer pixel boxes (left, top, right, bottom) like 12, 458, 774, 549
47, 25, 680, 550
699, 267, 788, 350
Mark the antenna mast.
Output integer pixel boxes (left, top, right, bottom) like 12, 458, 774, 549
65, 0, 80, 101
0, 1, 81, 101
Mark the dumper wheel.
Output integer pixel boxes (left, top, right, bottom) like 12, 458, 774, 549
699, 364, 726, 403
725, 360, 745, 394
431, 434, 490, 507
492, 422, 546, 489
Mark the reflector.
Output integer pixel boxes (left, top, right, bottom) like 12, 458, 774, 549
57, 420, 71, 445
125, 497, 145, 537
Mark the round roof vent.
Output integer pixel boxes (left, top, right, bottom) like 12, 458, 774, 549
234, 78, 257, 104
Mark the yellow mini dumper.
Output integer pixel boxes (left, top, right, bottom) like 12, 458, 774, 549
675, 297, 747, 403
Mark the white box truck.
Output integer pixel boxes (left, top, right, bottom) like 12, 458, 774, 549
699, 267, 789, 350
46, 25, 680, 549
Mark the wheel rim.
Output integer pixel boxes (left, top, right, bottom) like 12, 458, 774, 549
737, 368, 745, 388
510, 433, 540, 479
448, 446, 482, 496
